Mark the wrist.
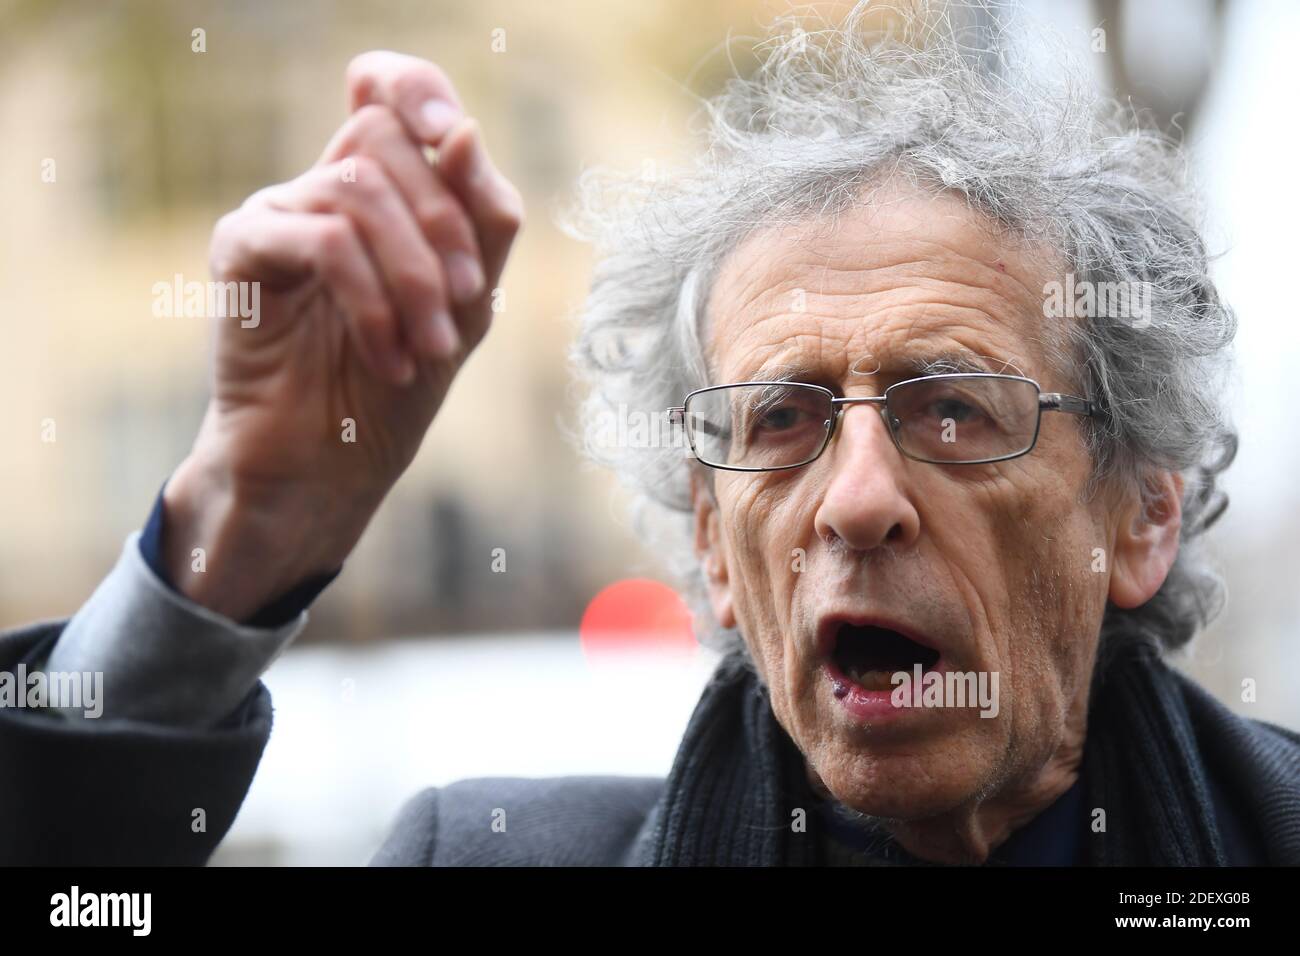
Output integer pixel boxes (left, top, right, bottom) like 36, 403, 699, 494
161, 450, 370, 621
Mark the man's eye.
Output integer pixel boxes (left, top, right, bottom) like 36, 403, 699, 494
928, 397, 984, 422
757, 404, 806, 430
759, 405, 800, 429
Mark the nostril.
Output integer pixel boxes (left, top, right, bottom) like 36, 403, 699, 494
885, 522, 904, 542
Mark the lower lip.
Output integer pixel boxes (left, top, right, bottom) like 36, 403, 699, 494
822, 659, 948, 721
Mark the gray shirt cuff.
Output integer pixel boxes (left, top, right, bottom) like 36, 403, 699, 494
43, 531, 306, 727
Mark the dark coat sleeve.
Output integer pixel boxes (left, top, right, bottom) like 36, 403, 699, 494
0, 620, 272, 865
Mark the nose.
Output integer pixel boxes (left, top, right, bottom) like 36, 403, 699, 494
812, 403, 921, 552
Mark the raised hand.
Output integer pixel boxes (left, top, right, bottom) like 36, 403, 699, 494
163, 51, 523, 621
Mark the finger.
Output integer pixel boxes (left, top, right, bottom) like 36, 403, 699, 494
319, 104, 485, 306
346, 50, 464, 145
433, 118, 524, 287
212, 207, 414, 384
433, 118, 524, 344
260, 158, 460, 362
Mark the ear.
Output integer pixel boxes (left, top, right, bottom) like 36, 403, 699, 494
689, 467, 736, 630
1109, 471, 1184, 609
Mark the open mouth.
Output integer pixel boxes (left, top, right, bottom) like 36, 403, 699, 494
830, 623, 941, 692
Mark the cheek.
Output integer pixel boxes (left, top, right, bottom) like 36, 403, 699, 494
911, 468, 1041, 636
719, 480, 815, 667
974, 462, 1107, 700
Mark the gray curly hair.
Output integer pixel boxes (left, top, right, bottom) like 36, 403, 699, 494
565, 1, 1236, 657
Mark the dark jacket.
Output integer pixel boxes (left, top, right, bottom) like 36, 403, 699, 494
0, 620, 661, 865
3, 619, 1299, 865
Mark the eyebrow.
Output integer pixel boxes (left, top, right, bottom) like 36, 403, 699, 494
734, 350, 1016, 384
907, 352, 1005, 376
737, 362, 819, 384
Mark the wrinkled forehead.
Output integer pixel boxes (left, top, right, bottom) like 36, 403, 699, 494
703, 190, 1063, 388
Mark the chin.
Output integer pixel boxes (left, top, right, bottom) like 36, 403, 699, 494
814, 740, 994, 821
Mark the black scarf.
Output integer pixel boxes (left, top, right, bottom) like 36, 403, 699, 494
633, 637, 1300, 866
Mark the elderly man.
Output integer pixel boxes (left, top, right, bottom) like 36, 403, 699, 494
2, 8, 1297, 867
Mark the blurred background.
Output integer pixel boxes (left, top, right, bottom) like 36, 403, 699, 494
1, 0, 1296, 863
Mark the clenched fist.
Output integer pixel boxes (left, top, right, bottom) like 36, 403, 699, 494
163, 51, 523, 621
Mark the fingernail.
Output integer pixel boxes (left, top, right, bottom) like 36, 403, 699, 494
445, 252, 485, 304
424, 310, 459, 359
419, 100, 460, 141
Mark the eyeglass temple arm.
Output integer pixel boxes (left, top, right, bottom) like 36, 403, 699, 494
1039, 393, 1094, 416
667, 407, 729, 439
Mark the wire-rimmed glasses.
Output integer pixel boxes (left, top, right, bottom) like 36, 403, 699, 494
666, 373, 1095, 472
